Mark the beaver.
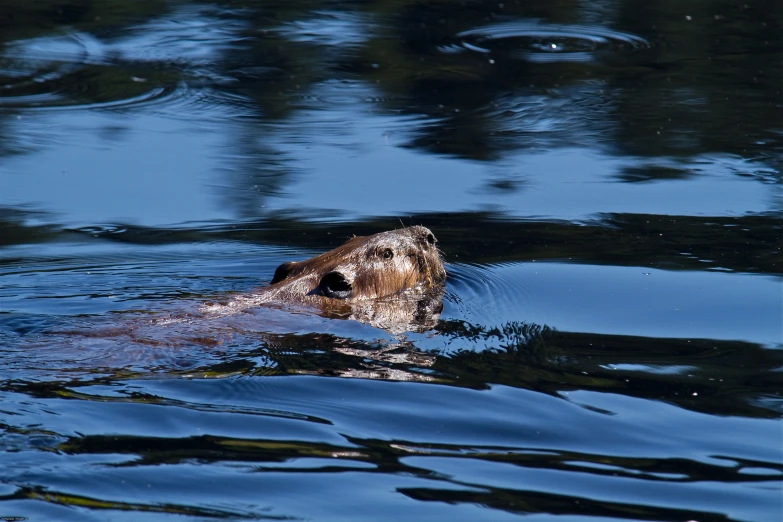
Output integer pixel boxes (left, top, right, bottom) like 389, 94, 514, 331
29, 227, 446, 376
203, 226, 447, 332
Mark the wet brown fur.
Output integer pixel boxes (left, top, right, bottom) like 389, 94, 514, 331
262, 226, 446, 304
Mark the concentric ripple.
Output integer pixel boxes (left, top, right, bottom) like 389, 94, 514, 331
454, 21, 650, 63
0, 31, 180, 111
0, 27, 253, 117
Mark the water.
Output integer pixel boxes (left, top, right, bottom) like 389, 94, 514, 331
1, 1, 781, 521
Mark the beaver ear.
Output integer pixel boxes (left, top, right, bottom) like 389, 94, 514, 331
319, 271, 352, 299
271, 261, 297, 284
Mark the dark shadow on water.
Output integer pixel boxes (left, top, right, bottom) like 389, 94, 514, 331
47, 211, 782, 275
435, 321, 783, 418
0, 207, 58, 246
4, 314, 780, 420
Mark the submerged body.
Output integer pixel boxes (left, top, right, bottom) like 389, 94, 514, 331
31, 227, 446, 375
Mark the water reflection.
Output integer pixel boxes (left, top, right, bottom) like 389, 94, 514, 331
0, 0, 779, 177
1, 1, 782, 521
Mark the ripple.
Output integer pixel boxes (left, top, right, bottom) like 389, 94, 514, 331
2, 31, 108, 67
445, 262, 536, 328
0, 28, 255, 117
275, 10, 376, 49
0, 31, 177, 112
455, 21, 650, 63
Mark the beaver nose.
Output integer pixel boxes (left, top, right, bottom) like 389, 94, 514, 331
410, 226, 437, 248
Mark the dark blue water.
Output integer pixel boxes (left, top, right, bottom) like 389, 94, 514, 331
1, 1, 781, 521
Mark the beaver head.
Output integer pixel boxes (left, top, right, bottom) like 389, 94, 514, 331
266, 226, 446, 303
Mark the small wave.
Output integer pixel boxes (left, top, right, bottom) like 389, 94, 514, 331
275, 10, 376, 49
445, 262, 536, 327
2, 31, 108, 67
0, 28, 256, 117
455, 21, 650, 63
0, 31, 171, 112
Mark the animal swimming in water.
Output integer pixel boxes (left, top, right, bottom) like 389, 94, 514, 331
205, 226, 447, 332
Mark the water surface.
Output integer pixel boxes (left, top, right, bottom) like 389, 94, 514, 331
1, 1, 781, 521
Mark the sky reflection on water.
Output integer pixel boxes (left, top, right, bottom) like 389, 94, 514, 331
0, 0, 781, 521
0, 106, 776, 227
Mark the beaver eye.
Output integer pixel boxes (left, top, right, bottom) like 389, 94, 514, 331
380, 248, 394, 260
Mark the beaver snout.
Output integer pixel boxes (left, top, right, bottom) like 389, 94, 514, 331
418, 230, 436, 249
266, 226, 445, 302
